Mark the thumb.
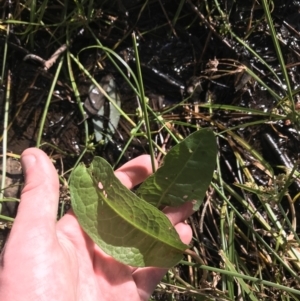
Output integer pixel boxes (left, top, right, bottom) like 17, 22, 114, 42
13, 148, 59, 229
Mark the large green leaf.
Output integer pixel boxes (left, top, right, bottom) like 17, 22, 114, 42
136, 129, 217, 210
70, 157, 188, 268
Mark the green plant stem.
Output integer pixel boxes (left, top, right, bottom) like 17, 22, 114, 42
86, 28, 141, 97
66, 39, 89, 148
212, 0, 284, 89
261, 0, 294, 109
69, 53, 136, 128
36, 56, 64, 147
172, 0, 185, 27
1, 19, 9, 85
113, 121, 144, 168
0, 70, 11, 214
132, 32, 156, 173
29, 0, 36, 49
0, 214, 14, 222
213, 177, 300, 278
185, 249, 300, 296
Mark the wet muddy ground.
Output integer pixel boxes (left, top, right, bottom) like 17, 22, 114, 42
1, 0, 300, 299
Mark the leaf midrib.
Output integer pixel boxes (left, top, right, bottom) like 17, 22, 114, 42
87, 165, 186, 251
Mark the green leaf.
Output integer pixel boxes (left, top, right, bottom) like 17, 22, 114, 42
70, 157, 188, 268
136, 129, 217, 210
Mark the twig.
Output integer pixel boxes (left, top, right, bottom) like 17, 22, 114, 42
23, 44, 67, 70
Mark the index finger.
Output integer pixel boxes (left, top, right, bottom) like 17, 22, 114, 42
114, 155, 157, 189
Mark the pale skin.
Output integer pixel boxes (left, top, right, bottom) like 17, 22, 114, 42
0, 148, 194, 301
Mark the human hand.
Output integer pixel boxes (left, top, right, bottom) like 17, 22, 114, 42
0, 148, 193, 301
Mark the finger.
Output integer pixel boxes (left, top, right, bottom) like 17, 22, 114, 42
132, 202, 194, 300
174, 222, 193, 244
114, 155, 157, 189
163, 201, 195, 226
13, 148, 59, 229
132, 222, 193, 301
